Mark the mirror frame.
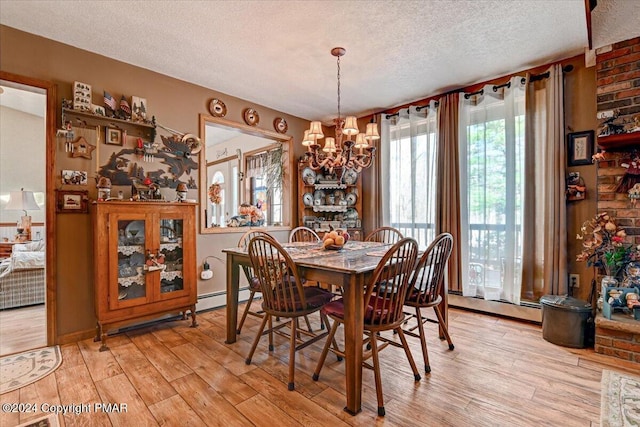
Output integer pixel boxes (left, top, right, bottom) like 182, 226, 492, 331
198, 114, 294, 234
0, 70, 57, 346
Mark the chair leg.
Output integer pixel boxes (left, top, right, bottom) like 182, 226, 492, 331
320, 313, 342, 361
236, 290, 256, 334
303, 315, 313, 332
396, 327, 421, 381
415, 307, 431, 373
268, 316, 274, 351
288, 317, 297, 391
312, 317, 341, 381
369, 332, 385, 417
433, 306, 454, 350
246, 314, 269, 365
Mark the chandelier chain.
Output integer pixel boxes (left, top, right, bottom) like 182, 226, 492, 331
337, 55, 341, 121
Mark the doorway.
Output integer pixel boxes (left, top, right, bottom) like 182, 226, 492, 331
0, 71, 56, 355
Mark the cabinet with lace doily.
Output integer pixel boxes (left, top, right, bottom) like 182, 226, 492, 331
91, 201, 197, 351
298, 161, 363, 240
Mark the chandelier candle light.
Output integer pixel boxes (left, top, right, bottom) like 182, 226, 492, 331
302, 47, 378, 178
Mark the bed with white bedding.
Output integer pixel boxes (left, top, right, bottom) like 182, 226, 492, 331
0, 241, 45, 309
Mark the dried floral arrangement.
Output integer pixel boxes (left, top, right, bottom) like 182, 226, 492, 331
576, 212, 640, 279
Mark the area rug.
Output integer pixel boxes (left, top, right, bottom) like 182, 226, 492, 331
14, 414, 60, 427
601, 369, 640, 427
0, 346, 62, 394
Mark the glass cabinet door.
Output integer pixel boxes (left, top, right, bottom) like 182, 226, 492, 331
158, 217, 185, 297
112, 217, 148, 308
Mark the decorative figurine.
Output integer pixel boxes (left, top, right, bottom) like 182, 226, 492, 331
176, 183, 188, 201
96, 176, 112, 201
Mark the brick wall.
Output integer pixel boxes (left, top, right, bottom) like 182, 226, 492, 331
596, 36, 640, 244
595, 318, 640, 363
597, 151, 640, 244
596, 36, 640, 126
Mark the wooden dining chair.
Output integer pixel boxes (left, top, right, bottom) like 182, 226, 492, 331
365, 226, 404, 245
312, 237, 420, 416
402, 232, 454, 373
236, 229, 270, 334
288, 226, 321, 243
246, 234, 334, 391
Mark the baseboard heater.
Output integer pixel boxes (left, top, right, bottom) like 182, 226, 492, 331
111, 287, 257, 336
448, 291, 542, 323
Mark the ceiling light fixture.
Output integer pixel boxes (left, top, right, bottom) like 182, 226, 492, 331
302, 47, 378, 178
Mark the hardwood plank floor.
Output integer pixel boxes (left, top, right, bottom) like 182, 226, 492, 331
4, 304, 638, 426
0, 304, 46, 356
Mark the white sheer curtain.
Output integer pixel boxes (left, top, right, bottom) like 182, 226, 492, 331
380, 102, 438, 248
458, 76, 525, 303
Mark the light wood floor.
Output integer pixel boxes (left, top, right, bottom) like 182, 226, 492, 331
0, 304, 47, 356
1, 303, 637, 427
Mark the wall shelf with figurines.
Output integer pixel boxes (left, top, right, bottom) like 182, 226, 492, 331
61, 106, 156, 140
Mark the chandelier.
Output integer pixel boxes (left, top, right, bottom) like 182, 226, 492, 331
302, 47, 378, 177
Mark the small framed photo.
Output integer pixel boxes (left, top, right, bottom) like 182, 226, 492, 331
56, 190, 88, 213
106, 127, 123, 146
131, 96, 147, 122
567, 131, 594, 166
61, 170, 88, 185
73, 81, 92, 111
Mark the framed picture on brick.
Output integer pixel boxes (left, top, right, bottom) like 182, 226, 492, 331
567, 130, 594, 166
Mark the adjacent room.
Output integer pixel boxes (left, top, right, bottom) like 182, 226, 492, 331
0, 1, 639, 426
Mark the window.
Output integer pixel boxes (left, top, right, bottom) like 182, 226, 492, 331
245, 145, 284, 226
382, 105, 438, 247
459, 78, 525, 302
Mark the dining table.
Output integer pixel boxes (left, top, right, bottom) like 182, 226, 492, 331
223, 239, 395, 415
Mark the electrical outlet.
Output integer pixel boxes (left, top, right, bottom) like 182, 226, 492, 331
569, 274, 580, 288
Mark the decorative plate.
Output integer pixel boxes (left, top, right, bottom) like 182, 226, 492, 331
208, 98, 227, 117
302, 167, 316, 185
343, 168, 358, 185
182, 133, 202, 154
274, 117, 288, 134
243, 108, 260, 126
303, 192, 314, 207
346, 192, 357, 206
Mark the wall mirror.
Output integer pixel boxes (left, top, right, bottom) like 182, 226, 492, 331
199, 114, 293, 234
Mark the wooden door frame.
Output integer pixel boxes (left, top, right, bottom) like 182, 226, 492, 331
0, 71, 57, 346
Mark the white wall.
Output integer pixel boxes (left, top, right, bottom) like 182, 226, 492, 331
0, 105, 46, 224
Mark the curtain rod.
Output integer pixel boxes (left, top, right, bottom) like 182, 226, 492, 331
385, 101, 440, 119
387, 64, 575, 115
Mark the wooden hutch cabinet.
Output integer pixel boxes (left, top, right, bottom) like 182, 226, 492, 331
91, 201, 198, 351
298, 161, 363, 240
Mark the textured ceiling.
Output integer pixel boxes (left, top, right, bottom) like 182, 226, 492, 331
1, 1, 638, 124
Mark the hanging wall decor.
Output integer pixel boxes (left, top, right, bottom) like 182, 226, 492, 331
70, 137, 96, 159
208, 98, 227, 117
62, 170, 88, 185
274, 117, 288, 134
243, 108, 260, 126
97, 135, 199, 189
105, 127, 123, 146
567, 131, 594, 166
